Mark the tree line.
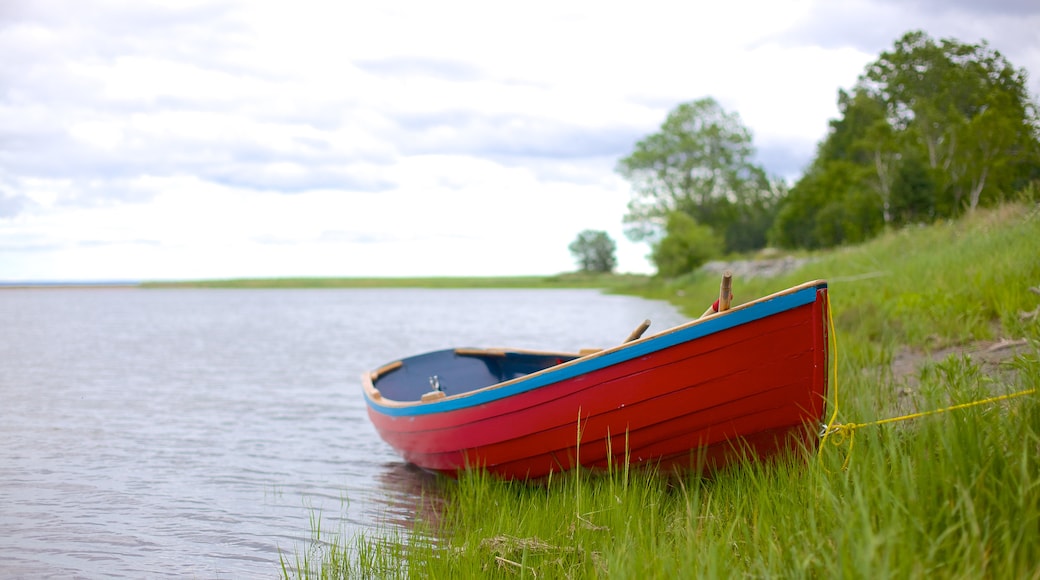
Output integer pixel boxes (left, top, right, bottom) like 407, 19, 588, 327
572, 30, 1040, 276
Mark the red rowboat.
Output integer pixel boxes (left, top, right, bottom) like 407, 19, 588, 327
362, 280, 830, 480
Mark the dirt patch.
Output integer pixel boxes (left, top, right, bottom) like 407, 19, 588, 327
889, 338, 1033, 386
877, 337, 1035, 419
888, 288, 1039, 393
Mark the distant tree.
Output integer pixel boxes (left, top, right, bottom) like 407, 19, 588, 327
568, 230, 617, 273
616, 97, 781, 255
771, 30, 1040, 249
889, 150, 939, 223
770, 160, 884, 248
650, 212, 722, 278
861, 30, 1039, 212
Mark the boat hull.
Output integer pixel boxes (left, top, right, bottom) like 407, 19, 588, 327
363, 282, 830, 480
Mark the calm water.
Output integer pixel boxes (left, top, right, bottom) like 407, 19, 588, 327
0, 288, 686, 578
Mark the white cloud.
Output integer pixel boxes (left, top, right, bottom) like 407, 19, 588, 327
1, 0, 1038, 281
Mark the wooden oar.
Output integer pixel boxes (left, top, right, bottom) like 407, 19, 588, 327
718, 270, 733, 311
624, 319, 651, 342
700, 271, 734, 318
578, 319, 650, 356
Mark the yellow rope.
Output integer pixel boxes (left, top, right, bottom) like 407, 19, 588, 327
819, 291, 840, 454
815, 290, 1036, 470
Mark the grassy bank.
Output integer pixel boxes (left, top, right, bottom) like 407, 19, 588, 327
285, 203, 1040, 578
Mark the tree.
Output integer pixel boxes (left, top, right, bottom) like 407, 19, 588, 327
858, 30, 1039, 212
616, 97, 780, 254
650, 212, 722, 278
771, 30, 1040, 250
889, 150, 939, 223
770, 160, 883, 248
568, 230, 617, 273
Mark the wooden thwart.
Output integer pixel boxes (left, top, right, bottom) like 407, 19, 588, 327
455, 348, 507, 357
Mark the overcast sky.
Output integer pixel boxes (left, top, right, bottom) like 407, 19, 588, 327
2, 0, 1038, 281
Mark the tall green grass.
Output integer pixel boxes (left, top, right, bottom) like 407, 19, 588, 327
283, 203, 1040, 579
657, 203, 1040, 348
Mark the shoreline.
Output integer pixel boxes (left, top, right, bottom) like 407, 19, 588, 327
0, 281, 140, 289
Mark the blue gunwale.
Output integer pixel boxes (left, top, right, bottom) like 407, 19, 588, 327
365, 282, 826, 417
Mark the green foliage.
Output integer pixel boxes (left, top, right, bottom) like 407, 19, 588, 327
771, 160, 884, 248
713, 203, 1039, 351
650, 212, 722, 278
773, 30, 1040, 250
863, 31, 1039, 211
889, 149, 941, 223
616, 97, 781, 256
615, 30, 1039, 258
568, 229, 618, 273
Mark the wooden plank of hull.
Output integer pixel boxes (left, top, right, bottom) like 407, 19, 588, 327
365, 284, 829, 479
487, 423, 817, 480
390, 388, 820, 478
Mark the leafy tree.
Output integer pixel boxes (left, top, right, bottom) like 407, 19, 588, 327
860, 30, 1039, 212
650, 212, 722, 278
568, 230, 617, 273
772, 30, 1040, 249
889, 150, 939, 223
616, 97, 780, 255
771, 160, 882, 248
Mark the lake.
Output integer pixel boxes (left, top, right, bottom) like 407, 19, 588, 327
0, 287, 687, 578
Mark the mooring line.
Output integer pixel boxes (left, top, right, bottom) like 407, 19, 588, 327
816, 291, 1036, 470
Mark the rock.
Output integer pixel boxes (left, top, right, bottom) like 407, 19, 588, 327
701, 257, 810, 280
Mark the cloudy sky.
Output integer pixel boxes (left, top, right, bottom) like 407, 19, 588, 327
2, 0, 1038, 281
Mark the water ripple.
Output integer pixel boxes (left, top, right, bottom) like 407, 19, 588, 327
0, 288, 686, 577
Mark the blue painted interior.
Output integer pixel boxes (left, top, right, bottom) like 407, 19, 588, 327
374, 350, 576, 402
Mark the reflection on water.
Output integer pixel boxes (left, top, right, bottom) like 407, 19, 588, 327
0, 288, 686, 577
370, 463, 447, 533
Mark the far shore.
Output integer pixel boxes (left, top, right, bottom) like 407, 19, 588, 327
4, 257, 813, 291
0, 281, 141, 289
6, 256, 816, 291
136, 273, 653, 290
1, 274, 647, 292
